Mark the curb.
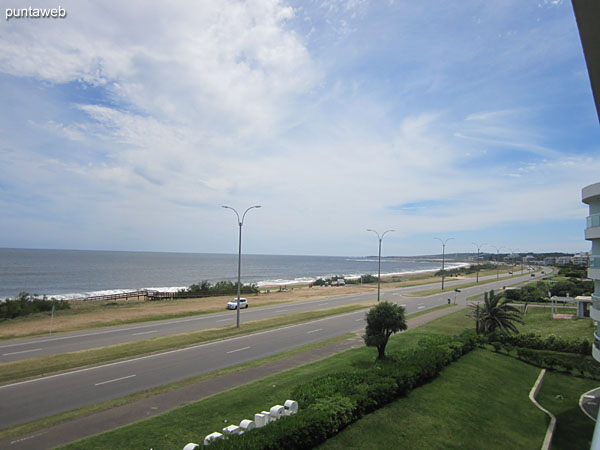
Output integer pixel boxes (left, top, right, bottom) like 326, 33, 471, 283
528, 369, 556, 450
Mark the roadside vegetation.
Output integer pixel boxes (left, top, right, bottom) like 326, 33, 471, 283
180, 280, 260, 297
0, 292, 70, 320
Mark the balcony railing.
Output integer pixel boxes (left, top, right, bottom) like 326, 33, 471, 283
591, 255, 600, 269
588, 214, 600, 229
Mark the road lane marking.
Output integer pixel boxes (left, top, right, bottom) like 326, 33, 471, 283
94, 374, 136, 386
307, 328, 323, 334
10, 431, 47, 444
131, 330, 158, 336
226, 346, 251, 354
216, 318, 230, 322
318, 302, 329, 305
2, 348, 42, 356
418, 306, 426, 310
274, 308, 289, 312
355, 318, 363, 322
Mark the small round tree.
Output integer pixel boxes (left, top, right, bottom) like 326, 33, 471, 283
363, 301, 407, 360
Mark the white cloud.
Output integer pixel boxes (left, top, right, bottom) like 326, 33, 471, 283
0, 0, 597, 255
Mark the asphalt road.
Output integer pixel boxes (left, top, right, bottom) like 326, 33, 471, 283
0, 269, 546, 428
0, 269, 538, 363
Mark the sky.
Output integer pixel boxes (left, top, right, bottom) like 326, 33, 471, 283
1, 0, 599, 258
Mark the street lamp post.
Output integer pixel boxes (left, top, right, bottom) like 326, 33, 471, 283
434, 237, 454, 290
489, 245, 505, 280
222, 205, 262, 328
508, 248, 519, 277
367, 229, 395, 302
472, 242, 487, 283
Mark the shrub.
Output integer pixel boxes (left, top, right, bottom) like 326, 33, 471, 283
217, 334, 477, 450
492, 332, 591, 355
0, 292, 70, 320
181, 280, 259, 297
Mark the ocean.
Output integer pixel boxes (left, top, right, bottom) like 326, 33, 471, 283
0, 248, 466, 300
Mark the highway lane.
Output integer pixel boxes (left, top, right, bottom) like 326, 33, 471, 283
0, 269, 546, 428
0, 269, 543, 362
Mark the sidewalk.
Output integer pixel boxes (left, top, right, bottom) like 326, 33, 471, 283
0, 304, 465, 450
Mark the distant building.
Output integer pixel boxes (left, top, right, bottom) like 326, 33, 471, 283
573, 252, 590, 266
556, 256, 572, 265
523, 255, 536, 264
544, 257, 556, 265
582, 182, 600, 362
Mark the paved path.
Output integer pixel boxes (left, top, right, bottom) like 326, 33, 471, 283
0, 304, 465, 450
581, 387, 600, 421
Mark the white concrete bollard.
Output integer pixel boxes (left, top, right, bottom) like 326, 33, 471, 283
202, 432, 223, 446
260, 411, 272, 423
182, 444, 200, 450
270, 405, 285, 420
240, 419, 256, 431
255, 413, 268, 428
222, 424, 241, 435
284, 400, 298, 415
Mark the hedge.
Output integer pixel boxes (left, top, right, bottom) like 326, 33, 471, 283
514, 347, 600, 379
491, 332, 592, 355
205, 330, 481, 449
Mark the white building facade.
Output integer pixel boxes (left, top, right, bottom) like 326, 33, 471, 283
583, 182, 600, 362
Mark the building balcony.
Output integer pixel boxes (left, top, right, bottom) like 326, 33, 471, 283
587, 214, 600, 240
591, 304, 600, 321
594, 343, 600, 362
590, 267, 600, 280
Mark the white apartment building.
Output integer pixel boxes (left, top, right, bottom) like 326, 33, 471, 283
582, 182, 600, 362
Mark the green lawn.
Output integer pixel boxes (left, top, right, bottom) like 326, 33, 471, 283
429, 305, 594, 341
537, 371, 597, 450
520, 308, 595, 340
319, 350, 548, 450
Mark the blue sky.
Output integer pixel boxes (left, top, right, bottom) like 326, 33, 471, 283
1, 0, 599, 257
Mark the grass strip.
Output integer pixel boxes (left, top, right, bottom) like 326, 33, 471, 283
0, 334, 355, 442
0, 302, 375, 384
406, 273, 530, 297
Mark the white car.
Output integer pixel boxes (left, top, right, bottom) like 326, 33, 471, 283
226, 298, 249, 310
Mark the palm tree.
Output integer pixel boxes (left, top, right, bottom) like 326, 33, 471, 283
470, 290, 523, 336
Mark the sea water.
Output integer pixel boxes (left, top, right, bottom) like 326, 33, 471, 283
0, 248, 466, 300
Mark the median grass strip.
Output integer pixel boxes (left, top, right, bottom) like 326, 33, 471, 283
0, 302, 375, 384
406, 271, 533, 297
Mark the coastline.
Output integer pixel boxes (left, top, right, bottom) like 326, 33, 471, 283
29, 262, 470, 301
